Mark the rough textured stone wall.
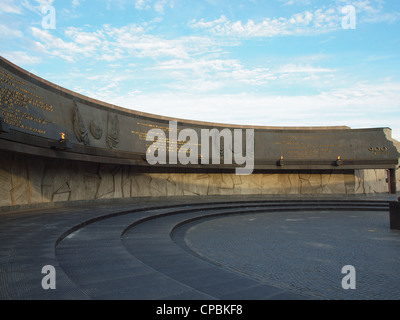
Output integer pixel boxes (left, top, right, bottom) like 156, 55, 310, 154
1, 151, 394, 209
355, 169, 389, 194
398, 166, 400, 192
394, 139, 400, 193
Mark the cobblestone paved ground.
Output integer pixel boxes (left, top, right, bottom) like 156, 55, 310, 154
184, 210, 400, 300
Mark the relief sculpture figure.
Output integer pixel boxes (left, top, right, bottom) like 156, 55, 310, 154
73, 101, 89, 145
106, 112, 119, 149
90, 120, 103, 140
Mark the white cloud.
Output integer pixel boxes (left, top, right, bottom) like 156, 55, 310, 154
0, 24, 24, 38
134, 0, 149, 10
30, 27, 99, 62
20, 0, 55, 15
154, 58, 241, 72
72, 0, 82, 8
279, 0, 312, 5
0, 0, 23, 14
189, 9, 343, 37
34, 0, 55, 6
113, 34, 190, 59
278, 64, 333, 74
337, 0, 400, 24
150, 58, 334, 90
150, 58, 278, 88
64, 27, 105, 46
28, 23, 225, 62
134, 0, 173, 13
154, 0, 166, 14
0, 51, 42, 65
189, 1, 399, 37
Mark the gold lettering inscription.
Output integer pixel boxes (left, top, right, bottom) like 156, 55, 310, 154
368, 146, 389, 156
0, 69, 55, 134
273, 135, 344, 159
132, 121, 201, 152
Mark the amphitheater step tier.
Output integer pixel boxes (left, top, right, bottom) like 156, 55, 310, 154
0, 198, 391, 300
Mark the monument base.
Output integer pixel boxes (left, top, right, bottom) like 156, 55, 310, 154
0, 150, 396, 211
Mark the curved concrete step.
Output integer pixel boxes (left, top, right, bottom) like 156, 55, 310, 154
54, 200, 390, 300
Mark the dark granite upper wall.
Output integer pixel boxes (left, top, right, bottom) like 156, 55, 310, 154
0, 56, 399, 172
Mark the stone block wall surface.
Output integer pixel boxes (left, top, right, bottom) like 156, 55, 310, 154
1, 151, 395, 209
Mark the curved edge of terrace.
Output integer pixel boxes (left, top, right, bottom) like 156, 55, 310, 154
0, 55, 399, 211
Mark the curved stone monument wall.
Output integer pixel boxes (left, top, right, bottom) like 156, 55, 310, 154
0, 56, 399, 210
